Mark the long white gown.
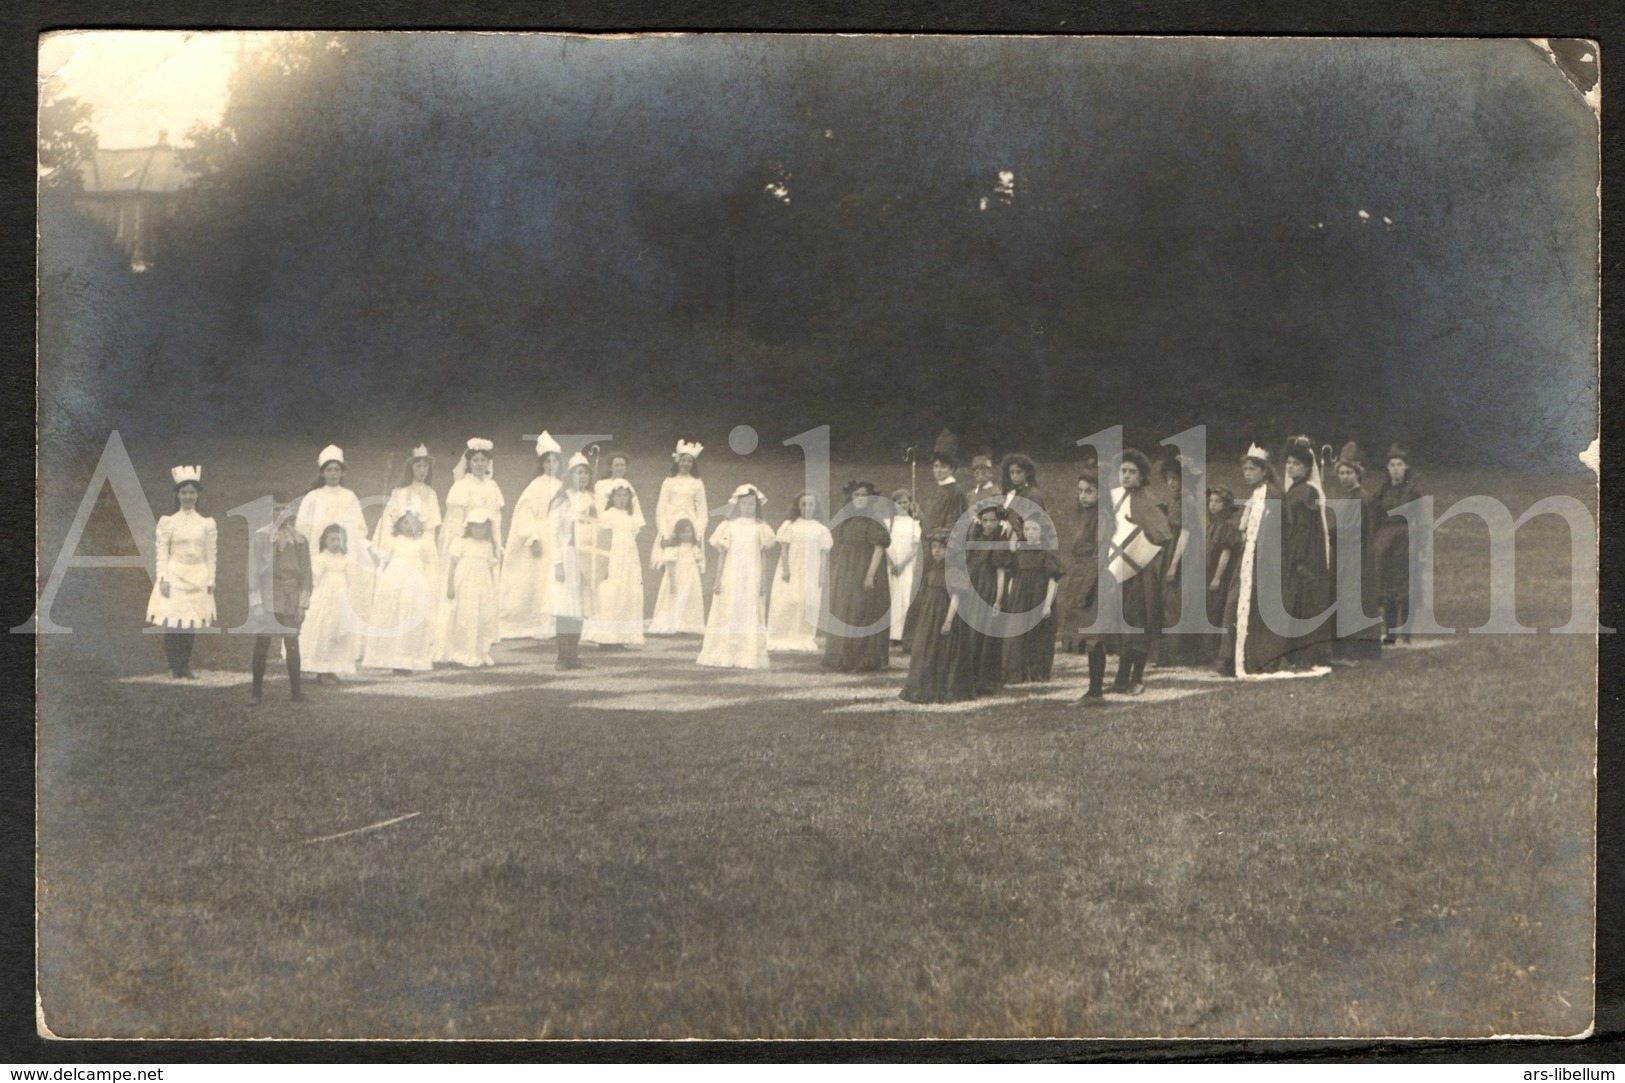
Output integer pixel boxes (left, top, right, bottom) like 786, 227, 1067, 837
766, 517, 833, 652
656, 474, 708, 542
295, 483, 374, 646
301, 550, 360, 675
648, 541, 707, 634
697, 518, 775, 669
435, 474, 504, 660
497, 473, 560, 639
583, 506, 646, 644
886, 514, 922, 642
360, 482, 441, 671
438, 536, 499, 667
145, 509, 218, 628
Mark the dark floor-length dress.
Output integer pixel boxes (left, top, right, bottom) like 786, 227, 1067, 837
1002, 546, 1064, 683
1329, 486, 1383, 661
1201, 509, 1242, 665
822, 514, 892, 672
900, 559, 976, 703
1281, 479, 1333, 668
964, 527, 1013, 694
1371, 473, 1424, 622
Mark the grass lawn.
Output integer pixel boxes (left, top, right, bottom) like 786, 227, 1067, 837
33, 432, 1597, 1038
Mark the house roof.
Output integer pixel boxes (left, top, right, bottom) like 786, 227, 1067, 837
78, 142, 190, 195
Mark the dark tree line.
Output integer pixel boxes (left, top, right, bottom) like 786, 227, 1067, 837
38, 34, 1597, 467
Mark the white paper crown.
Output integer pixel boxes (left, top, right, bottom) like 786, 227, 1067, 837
729, 483, 766, 505
1244, 443, 1269, 463
466, 438, 494, 454
673, 439, 704, 460
465, 508, 493, 525
318, 444, 344, 467
410, 444, 430, 459
171, 464, 202, 486
568, 452, 591, 470
534, 431, 561, 456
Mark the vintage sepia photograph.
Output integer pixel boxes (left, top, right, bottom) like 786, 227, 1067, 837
31, 31, 1600, 1040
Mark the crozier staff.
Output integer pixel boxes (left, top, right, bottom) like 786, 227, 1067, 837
146, 464, 217, 679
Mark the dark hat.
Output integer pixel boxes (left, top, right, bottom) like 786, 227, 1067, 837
1283, 442, 1316, 468
971, 453, 994, 470
930, 428, 960, 467
1386, 443, 1411, 463
1333, 442, 1365, 480
925, 526, 953, 546
1206, 484, 1236, 505
843, 478, 878, 497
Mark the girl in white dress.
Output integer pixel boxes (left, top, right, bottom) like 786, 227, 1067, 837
697, 485, 776, 670
436, 439, 505, 662
584, 480, 646, 646
295, 445, 375, 655
498, 431, 562, 640
648, 518, 707, 635
886, 489, 923, 647
594, 452, 647, 529
656, 439, 708, 541
767, 490, 833, 652
549, 454, 599, 670
301, 524, 361, 682
440, 509, 500, 667
361, 446, 442, 673
146, 465, 217, 678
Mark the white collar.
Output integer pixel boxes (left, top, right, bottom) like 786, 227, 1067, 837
938, 476, 958, 487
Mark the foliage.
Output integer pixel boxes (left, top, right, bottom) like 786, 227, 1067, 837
38, 87, 97, 192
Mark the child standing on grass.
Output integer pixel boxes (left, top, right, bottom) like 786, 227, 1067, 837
584, 481, 647, 647
900, 529, 976, 704
1065, 473, 1111, 706
246, 490, 310, 704
301, 524, 360, 685
441, 509, 500, 668
886, 489, 922, 650
963, 500, 1013, 695
648, 518, 707, 635
1002, 515, 1064, 684
698, 485, 776, 670
243, 491, 310, 708
767, 491, 833, 653
362, 447, 442, 674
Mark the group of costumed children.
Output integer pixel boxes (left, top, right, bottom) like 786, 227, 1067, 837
145, 428, 1421, 707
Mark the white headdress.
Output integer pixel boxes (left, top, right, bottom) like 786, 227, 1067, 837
1243, 443, 1270, 463
317, 445, 344, 468
409, 444, 431, 460
729, 483, 767, 506
567, 452, 591, 471
170, 465, 202, 486
673, 439, 704, 461
453, 438, 496, 483
534, 431, 561, 456
465, 507, 493, 526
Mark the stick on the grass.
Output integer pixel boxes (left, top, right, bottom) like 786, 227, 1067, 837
302, 811, 421, 845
